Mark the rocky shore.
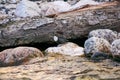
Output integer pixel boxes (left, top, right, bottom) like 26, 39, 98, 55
0, 0, 120, 80
0, 56, 120, 80
0, 0, 119, 47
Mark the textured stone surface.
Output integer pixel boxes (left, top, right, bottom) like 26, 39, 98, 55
15, 0, 41, 17
88, 29, 118, 43
0, 56, 119, 80
40, 1, 71, 16
84, 37, 111, 56
45, 42, 84, 57
69, 0, 100, 11
0, 2, 119, 47
111, 39, 120, 60
0, 0, 19, 3
0, 47, 44, 67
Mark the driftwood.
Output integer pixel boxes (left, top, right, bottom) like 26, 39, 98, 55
0, 1, 119, 47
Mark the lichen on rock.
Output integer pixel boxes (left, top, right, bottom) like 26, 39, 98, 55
0, 47, 44, 67
84, 37, 111, 57
111, 39, 120, 61
45, 42, 84, 57
88, 29, 118, 43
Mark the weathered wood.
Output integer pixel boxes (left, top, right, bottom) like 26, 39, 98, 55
0, 1, 119, 47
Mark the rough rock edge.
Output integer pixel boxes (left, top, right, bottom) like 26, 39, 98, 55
0, 1, 119, 47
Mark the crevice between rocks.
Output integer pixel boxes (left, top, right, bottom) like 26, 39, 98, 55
0, 37, 88, 52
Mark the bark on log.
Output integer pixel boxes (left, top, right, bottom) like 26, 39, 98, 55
0, 1, 120, 47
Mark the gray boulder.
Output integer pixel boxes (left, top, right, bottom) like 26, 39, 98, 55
88, 29, 118, 43
84, 37, 111, 56
111, 39, 120, 61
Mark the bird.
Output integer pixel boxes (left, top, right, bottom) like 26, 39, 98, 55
53, 36, 68, 44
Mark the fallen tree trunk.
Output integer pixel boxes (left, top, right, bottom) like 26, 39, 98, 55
0, 1, 120, 47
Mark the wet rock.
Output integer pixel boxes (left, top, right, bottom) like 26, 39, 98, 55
111, 39, 120, 61
88, 29, 118, 43
45, 42, 84, 57
15, 0, 41, 17
84, 37, 111, 57
0, 47, 44, 67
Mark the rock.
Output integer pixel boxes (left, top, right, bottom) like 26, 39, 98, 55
41, 0, 80, 5
0, 4, 17, 19
111, 39, 120, 61
15, 0, 41, 17
88, 29, 118, 43
91, 52, 109, 61
45, 42, 84, 57
118, 33, 120, 39
0, 0, 19, 4
69, 0, 100, 11
40, 1, 71, 16
67, 0, 80, 5
84, 37, 111, 57
0, 47, 44, 66
0, 12, 9, 24
95, 0, 114, 2
40, 0, 101, 16
0, 12, 8, 19
0, 56, 119, 80
0, 1, 119, 47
